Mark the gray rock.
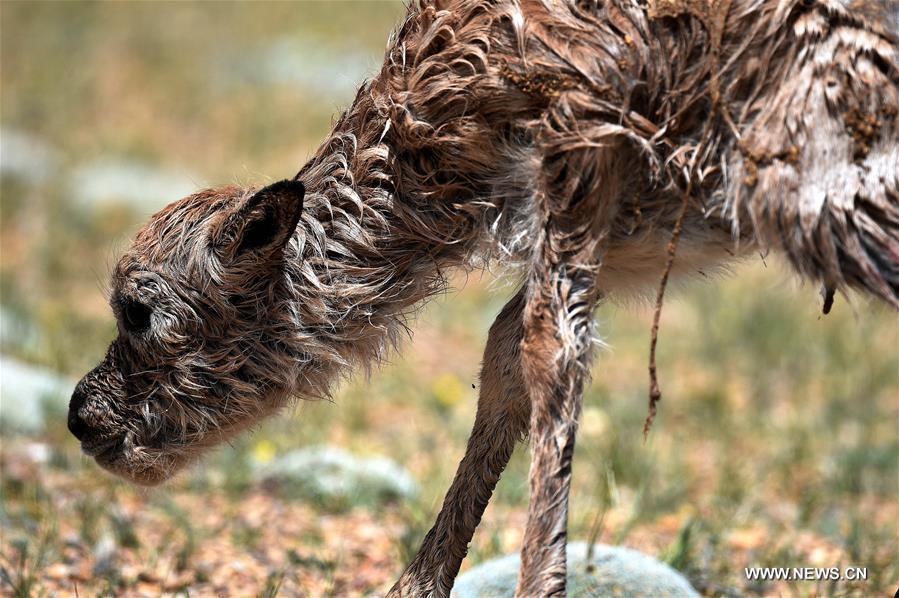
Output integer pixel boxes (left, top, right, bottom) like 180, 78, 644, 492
453, 542, 699, 598
69, 157, 200, 211
256, 445, 419, 510
0, 305, 43, 355
92, 534, 118, 577
0, 128, 60, 184
223, 36, 376, 98
0, 355, 74, 433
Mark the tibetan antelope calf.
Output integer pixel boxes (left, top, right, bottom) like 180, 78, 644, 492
69, 0, 898, 595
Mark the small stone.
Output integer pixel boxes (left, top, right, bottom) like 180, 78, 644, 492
0, 355, 74, 434
92, 535, 118, 577
255, 445, 419, 510
45, 563, 71, 580
23, 442, 51, 463
137, 570, 160, 583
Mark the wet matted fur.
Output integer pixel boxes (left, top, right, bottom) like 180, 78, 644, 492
69, 1, 898, 595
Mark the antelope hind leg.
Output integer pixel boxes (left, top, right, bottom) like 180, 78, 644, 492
515, 266, 601, 596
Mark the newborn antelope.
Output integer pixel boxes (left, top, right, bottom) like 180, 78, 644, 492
68, 0, 898, 595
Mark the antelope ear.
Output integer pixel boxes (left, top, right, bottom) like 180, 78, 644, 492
216, 180, 304, 259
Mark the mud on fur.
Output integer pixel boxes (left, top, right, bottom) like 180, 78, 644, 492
69, 1, 898, 596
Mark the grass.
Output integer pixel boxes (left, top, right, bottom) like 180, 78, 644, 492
2, 1, 898, 596
7, 265, 893, 595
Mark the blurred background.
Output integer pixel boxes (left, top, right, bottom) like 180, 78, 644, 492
1, 1, 896, 596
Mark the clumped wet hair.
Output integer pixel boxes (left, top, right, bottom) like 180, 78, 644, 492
69, 0, 896, 556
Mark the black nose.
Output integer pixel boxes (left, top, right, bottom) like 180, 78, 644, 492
68, 385, 89, 441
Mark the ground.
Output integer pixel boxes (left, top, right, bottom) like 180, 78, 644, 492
3, 266, 898, 596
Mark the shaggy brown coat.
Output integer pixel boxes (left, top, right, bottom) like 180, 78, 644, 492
69, 0, 898, 595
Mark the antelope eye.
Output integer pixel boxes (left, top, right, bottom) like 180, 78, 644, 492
120, 297, 152, 333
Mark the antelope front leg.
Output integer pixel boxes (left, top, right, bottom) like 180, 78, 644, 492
390, 288, 530, 597
515, 267, 600, 597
